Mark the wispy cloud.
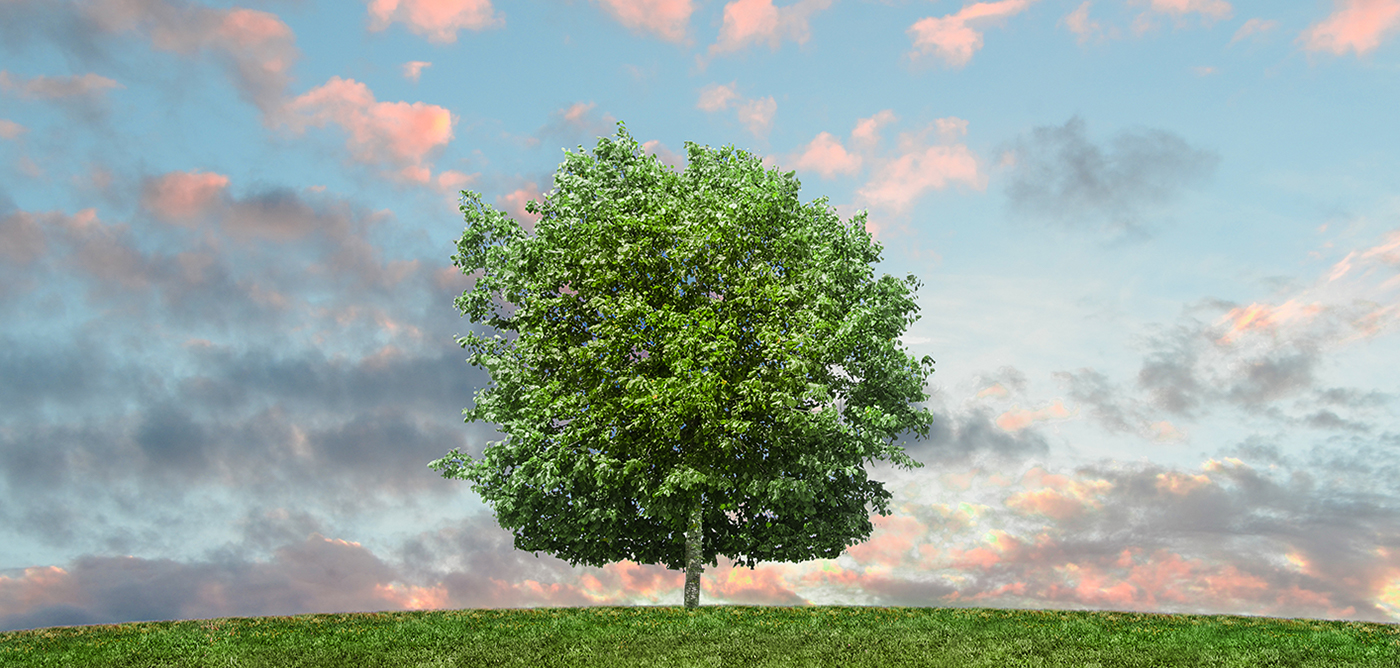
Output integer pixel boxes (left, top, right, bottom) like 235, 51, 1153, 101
0, 119, 25, 140
402, 61, 432, 83
786, 132, 863, 179
906, 0, 1038, 69
855, 116, 984, 215
999, 116, 1218, 244
1143, 0, 1232, 23
0, 71, 123, 100
1062, 1, 1102, 44
141, 170, 232, 226
1229, 17, 1278, 45
1299, 0, 1400, 56
366, 0, 505, 44
74, 0, 300, 125
594, 0, 697, 44
0, 70, 125, 123
706, 0, 834, 59
695, 82, 776, 139
278, 76, 458, 187
533, 102, 621, 151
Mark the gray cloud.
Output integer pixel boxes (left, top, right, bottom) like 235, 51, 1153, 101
0, 0, 299, 124
1001, 116, 1218, 243
5, 429, 1400, 632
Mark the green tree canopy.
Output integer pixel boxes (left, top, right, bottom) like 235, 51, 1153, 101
429, 121, 937, 609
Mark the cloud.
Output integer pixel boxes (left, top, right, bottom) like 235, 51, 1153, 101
402, 60, 432, 83
734, 97, 777, 139
1144, 0, 1231, 23
1229, 17, 1278, 45
906, 0, 1037, 69
1062, 1, 1101, 44
697, 82, 741, 112
707, 0, 834, 57
366, 0, 505, 44
999, 116, 1218, 242
593, 0, 697, 44
641, 139, 687, 172
6, 194, 1400, 631
0, 210, 47, 268
278, 76, 457, 186
1299, 0, 1400, 56
532, 102, 621, 150
850, 109, 898, 152
787, 132, 863, 179
0, 119, 26, 140
73, 0, 300, 125
854, 117, 984, 216
1102, 228, 1400, 426
694, 82, 776, 139
141, 170, 232, 226
0, 70, 125, 123
0, 70, 123, 100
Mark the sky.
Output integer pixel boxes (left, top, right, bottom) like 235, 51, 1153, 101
1, 0, 1399, 635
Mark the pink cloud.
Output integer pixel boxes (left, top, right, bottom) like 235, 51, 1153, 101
280, 76, 456, 183
0, 119, 25, 140
1299, 0, 1400, 55
485, 184, 557, 236
994, 400, 1079, 433
850, 109, 898, 151
934, 117, 968, 142
1229, 17, 1278, 44
641, 139, 687, 171
366, 0, 505, 44
0, 71, 124, 99
1147, 0, 1232, 22
857, 144, 982, 213
1063, 1, 1100, 43
79, 1, 297, 122
142, 169, 232, 225
854, 118, 985, 215
907, 0, 1036, 69
562, 102, 595, 125
533, 101, 619, 143
695, 82, 775, 139
708, 0, 834, 56
402, 61, 432, 82
435, 170, 475, 192
594, 0, 696, 43
432, 170, 478, 213
734, 97, 776, 138
697, 82, 740, 111
788, 132, 862, 179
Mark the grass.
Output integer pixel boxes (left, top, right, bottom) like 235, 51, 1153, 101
0, 604, 1396, 667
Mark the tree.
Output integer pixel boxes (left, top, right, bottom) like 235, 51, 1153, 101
429, 121, 937, 610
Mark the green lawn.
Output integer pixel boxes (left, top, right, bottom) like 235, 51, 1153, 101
2, 604, 1396, 667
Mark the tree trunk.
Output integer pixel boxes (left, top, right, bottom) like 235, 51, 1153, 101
684, 492, 703, 609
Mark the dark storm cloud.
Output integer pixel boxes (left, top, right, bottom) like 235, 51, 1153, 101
1001, 116, 1218, 241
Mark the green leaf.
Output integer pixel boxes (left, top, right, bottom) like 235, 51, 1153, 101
432, 119, 938, 589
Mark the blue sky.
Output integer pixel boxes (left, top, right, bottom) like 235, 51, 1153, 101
2, 0, 1400, 633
